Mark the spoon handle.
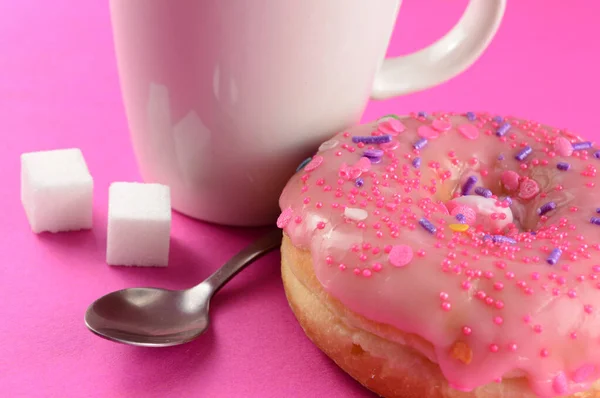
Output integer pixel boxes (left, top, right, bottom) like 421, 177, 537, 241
202, 227, 283, 295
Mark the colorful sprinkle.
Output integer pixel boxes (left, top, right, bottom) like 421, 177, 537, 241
537, 202, 556, 216
461, 176, 478, 195
449, 224, 469, 232
388, 245, 414, 267
344, 207, 368, 221
547, 248, 562, 265
451, 205, 477, 225
457, 124, 479, 140
380, 140, 399, 151
518, 178, 540, 200
363, 149, 384, 159
552, 372, 568, 395
413, 138, 428, 150
318, 140, 339, 151
277, 207, 293, 228
355, 156, 372, 172
296, 157, 312, 172
465, 112, 476, 121
573, 364, 595, 383
352, 135, 391, 144
493, 116, 504, 123
304, 155, 323, 172
554, 137, 573, 157
339, 163, 364, 180
436, 201, 450, 215
455, 214, 466, 223
418, 125, 440, 139
501, 171, 520, 191
492, 235, 516, 245
378, 119, 405, 135
355, 178, 364, 187
378, 114, 401, 121
412, 157, 421, 168
417, 111, 428, 118
572, 141, 592, 151
474, 187, 492, 198
432, 119, 452, 132
595, 151, 600, 159
496, 123, 511, 136
556, 162, 570, 171
515, 146, 532, 161
591, 217, 600, 226
419, 218, 437, 234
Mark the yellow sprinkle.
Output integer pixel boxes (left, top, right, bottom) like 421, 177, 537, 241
449, 223, 469, 232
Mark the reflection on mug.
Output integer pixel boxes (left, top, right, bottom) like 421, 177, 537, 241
145, 83, 175, 182
213, 64, 239, 106
173, 110, 211, 187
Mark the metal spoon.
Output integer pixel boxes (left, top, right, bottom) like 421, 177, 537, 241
84, 228, 282, 347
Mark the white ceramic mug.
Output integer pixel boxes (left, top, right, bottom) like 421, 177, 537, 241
109, 0, 506, 226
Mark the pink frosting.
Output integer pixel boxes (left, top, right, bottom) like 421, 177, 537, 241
278, 112, 600, 397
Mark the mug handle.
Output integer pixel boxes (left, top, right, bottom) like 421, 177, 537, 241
371, 0, 507, 99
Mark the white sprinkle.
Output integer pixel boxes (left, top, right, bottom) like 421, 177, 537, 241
344, 207, 368, 221
319, 140, 339, 152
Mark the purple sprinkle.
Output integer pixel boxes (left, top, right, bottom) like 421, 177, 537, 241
515, 146, 533, 161
355, 178, 364, 187
594, 151, 600, 159
363, 149, 384, 159
502, 196, 513, 205
419, 218, 437, 234
493, 116, 504, 123
537, 202, 557, 216
483, 234, 492, 241
591, 217, 600, 226
413, 138, 428, 150
597, 208, 600, 213
492, 235, 516, 245
557, 162, 570, 171
572, 141, 592, 151
496, 123, 511, 137
547, 248, 562, 265
461, 175, 478, 195
466, 112, 476, 121
498, 154, 505, 161
418, 111, 428, 118
412, 157, 421, 168
352, 135, 392, 144
474, 187, 492, 198
455, 214, 466, 223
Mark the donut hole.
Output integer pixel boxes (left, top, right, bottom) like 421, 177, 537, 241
442, 167, 567, 237
442, 179, 515, 236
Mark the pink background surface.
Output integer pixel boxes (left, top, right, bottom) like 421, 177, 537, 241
1, 1, 600, 397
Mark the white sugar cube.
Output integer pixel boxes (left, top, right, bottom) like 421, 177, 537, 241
106, 182, 172, 267
20, 148, 93, 233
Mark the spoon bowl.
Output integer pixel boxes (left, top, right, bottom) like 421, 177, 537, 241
85, 228, 282, 347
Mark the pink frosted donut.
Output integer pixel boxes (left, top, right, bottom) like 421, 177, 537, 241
278, 111, 600, 398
